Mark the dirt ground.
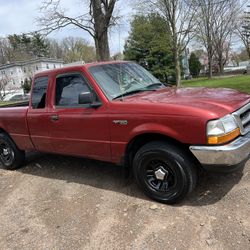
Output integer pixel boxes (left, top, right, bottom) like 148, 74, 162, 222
0, 153, 249, 250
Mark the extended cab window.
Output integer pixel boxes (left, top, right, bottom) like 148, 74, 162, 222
32, 76, 49, 109
55, 74, 90, 107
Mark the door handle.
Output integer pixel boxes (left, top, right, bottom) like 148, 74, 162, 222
51, 115, 59, 121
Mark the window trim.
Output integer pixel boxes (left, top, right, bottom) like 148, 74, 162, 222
54, 72, 101, 109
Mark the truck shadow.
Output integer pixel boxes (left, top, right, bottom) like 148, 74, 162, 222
17, 152, 245, 207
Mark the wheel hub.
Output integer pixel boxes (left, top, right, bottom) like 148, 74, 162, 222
3, 148, 9, 156
0, 142, 14, 165
154, 167, 168, 181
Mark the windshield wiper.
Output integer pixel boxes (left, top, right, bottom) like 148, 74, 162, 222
113, 89, 155, 100
146, 82, 163, 88
146, 83, 168, 89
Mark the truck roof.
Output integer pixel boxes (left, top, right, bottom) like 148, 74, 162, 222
34, 60, 128, 78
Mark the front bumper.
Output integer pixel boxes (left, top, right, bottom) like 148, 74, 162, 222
190, 132, 250, 172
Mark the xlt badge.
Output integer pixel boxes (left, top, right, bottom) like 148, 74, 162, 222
113, 120, 128, 125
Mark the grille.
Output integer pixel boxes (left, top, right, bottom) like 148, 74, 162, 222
233, 103, 250, 135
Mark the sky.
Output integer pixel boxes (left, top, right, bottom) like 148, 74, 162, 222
0, 0, 134, 55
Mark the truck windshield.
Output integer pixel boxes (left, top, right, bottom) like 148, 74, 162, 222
88, 62, 163, 100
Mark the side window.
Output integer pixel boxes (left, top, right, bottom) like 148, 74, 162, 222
32, 76, 49, 109
55, 75, 90, 107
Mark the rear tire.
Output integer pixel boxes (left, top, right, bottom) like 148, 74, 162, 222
133, 141, 197, 204
0, 133, 25, 170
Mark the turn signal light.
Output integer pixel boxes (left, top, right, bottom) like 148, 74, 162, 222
208, 128, 240, 145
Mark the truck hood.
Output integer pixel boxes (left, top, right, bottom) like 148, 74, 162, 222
123, 87, 250, 117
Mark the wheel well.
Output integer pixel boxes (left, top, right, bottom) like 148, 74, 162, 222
125, 133, 189, 168
0, 128, 8, 135
0, 128, 15, 143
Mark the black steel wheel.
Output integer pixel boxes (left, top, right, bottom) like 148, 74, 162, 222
0, 139, 15, 167
133, 141, 197, 204
144, 158, 180, 194
0, 133, 25, 170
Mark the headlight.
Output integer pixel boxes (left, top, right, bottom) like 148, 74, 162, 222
207, 114, 240, 144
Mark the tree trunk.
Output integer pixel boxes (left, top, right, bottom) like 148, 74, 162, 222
92, 0, 114, 62
247, 46, 250, 60
208, 59, 212, 79
95, 29, 110, 61
218, 54, 224, 76
174, 48, 181, 87
207, 47, 213, 79
219, 60, 224, 75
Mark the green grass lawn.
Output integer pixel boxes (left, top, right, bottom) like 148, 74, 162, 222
0, 101, 27, 107
183, 75, 250, 94
0, 101, 15, 106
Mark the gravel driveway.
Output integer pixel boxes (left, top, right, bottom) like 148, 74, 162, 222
0, 153, 249, 250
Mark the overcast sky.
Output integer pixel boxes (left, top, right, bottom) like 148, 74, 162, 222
0, 0, 133, 55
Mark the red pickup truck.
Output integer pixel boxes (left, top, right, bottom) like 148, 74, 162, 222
0, 61, 250, 204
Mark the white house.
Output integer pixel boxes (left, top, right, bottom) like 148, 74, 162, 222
0, 58, 63, 92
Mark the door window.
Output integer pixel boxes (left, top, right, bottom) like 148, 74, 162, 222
32, 76, 49, 109
55, 74, 91, 107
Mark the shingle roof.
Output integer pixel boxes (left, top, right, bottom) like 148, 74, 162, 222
0, 57, 64, 70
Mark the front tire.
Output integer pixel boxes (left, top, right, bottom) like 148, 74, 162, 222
133, 141, 197, 204
0, 133, 25, 170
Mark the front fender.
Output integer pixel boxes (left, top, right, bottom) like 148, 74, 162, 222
128, 123, 181, 143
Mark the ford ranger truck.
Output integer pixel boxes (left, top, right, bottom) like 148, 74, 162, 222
0, 61, 249, 204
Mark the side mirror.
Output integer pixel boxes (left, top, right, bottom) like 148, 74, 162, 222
78, 92, 93, 105
78, 92, 102, 108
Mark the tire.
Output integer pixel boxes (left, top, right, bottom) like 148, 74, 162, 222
133, 141, 197, 204
0, 133, 25, 170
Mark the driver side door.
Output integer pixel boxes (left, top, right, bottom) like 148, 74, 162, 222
48, 72, 111, 162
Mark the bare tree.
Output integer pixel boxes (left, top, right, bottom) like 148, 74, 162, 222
213, 40, 231, 74
61, 37, 96, 63
236, 6, 250, 60
0, 34, 50, 65
212, 0, 242, 74
195, 0, 245, 78
0, 38, 13, 65
136, 0, 197, 87
0, 74, 10, 98
159, 0, 197, 87
37, 0, 118, 61
46, 39, 64, 59
194, 0, 218, 78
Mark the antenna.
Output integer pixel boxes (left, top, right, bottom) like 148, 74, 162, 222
118, 23, 124, 101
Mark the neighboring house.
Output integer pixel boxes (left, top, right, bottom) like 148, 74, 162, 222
0, 58, 63, 92
227, 56, 250, 67
239, 60, 250, 67
64, 61, 85, 67
182, 48, 190, 77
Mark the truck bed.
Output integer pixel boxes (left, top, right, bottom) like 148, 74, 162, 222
0, 105, 34, 150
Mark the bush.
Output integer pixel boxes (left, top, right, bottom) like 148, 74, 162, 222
22, 78, 32, 93
189, 53, 202, 77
